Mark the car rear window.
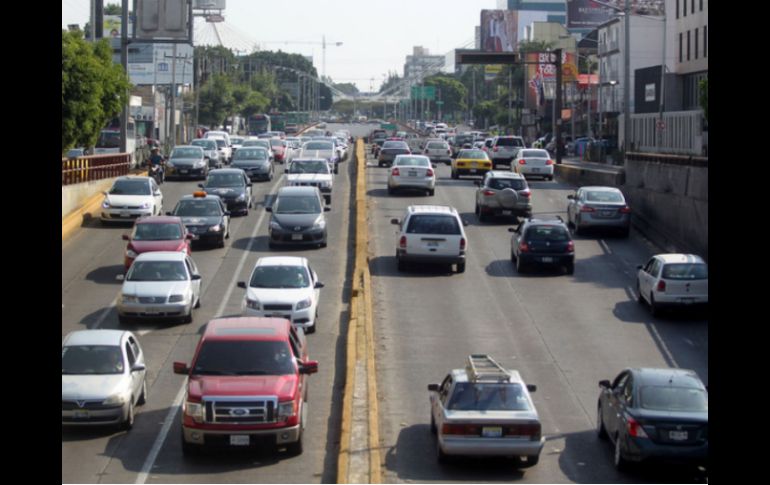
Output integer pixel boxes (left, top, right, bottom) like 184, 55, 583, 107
458, 150, 488, 159
525, 225, 570, 241
427, 142, 448, 149
496, 137, 524, 147
640, 386, 708, 412
447, 383, 531, 411
406, 215, 461, 235
193, 340, 295, 376
662, 263, 708, 280
304, 142, 333, 150
586, 191, 624, 203
383, 141, 408, 149
520, 150, 549, 158
234, 148, 268, 160
489, 178, 526, 190
394, 157, 430, 167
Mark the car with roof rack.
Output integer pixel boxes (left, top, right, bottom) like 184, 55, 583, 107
428, 354, 544, 467
509, 216, 575, 274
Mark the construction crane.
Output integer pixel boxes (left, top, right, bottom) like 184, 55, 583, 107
259, 36, 343, 80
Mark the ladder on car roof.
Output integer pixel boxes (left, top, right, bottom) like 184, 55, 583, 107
466, 354, 510, 382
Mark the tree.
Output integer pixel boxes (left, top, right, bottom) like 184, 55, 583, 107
423, 75, 468, 118
197, 75, 234, 127
62, 30, 130, 153
104, 4, 122, 15
699, 78, 707, 121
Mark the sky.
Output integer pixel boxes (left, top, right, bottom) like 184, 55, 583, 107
62, 0, 499, 93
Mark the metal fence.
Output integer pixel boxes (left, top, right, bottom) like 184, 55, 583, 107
61, 153, 132, 186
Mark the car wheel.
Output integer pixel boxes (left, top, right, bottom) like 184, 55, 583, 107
183, 312, 193, 324
614, 434, 629, 471
218, 237, 225, 248
565, 262, 575, 275
451, 170, 458, 179
397, 258, 406, 272
388, 186, 394, 195
194, 296, 201, 309
437, 441, 449, 464
137, 379, 147, 406
456, 261, 466, 273
515, 257, 526, 273
430, 414, 437, 434
650, 294, 660, 317
286, 420, 304, 456
636, 282, 644, 304
621, 227, 630, 238
428, 189, 435, 196
511, 251, 517, 263
121, 401, 135, 431
597, 404, 608, 439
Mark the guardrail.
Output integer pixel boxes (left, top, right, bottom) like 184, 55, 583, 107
626, 151, 708, 168
61, 153, 131, 186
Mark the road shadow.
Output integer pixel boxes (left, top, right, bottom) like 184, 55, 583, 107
369, 256, 459, 278
383, 424, 525, 482
84, 215, 134, 229
230, 236, 269, 253
86, 265, 126, 284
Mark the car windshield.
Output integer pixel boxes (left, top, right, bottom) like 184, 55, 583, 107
458, 150, 487, 159
586, 191, 624, 203
230, 137, 244, 144
427, 143, 448, 149
383, 141, 408, 149
62, 345, 124, 375
174, 200, 222, 217
133, 223, 182, 241
455, 135, 474, 144
304, 142, 333, 150
526, 225, 570, 242
395, 157, 430, 167
127, 260, 188, 281
250, 265, 310, 289
193, 340, 295, 376
110, 180, 150, 196
662, 263, 708, 280
191, 140, 216, 150
520, 150, 549, 158
497, 138, 524, 147
488, 178, 526, 190
243, 140, 270, 149
234, 148, 268, 160
206, 173, 244, 187
171, 148, 202, 158
290, 161, 329, 174
213, 139, 226, 148
275, 195, 321, 214
406, 215, 461, 235
447, 383, 531, 411
640, 386, 708, 412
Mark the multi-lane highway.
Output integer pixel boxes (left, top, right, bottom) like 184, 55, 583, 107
62, 123, 707, 483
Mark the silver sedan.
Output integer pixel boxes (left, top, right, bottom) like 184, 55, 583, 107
567, 186, 631, 237
387, 155, 436, 196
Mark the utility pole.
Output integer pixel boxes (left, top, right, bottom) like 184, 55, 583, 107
554, 48, 563, 165
623, 0, 631, 157
170, 43, 177, 146
119, 0, 128, 158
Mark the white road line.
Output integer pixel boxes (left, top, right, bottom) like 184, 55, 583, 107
89, 296, 118, 329
134, 175, 282, 485
599, 239, 612, 254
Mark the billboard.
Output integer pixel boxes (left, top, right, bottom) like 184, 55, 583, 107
125, 43, 195, 86
525, 51, 576, 108
566, 0, 665, 29
480, 10, 518, 52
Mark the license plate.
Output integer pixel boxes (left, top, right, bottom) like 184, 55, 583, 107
541, 257, 553, 263
143, 311, 161, 316
120, 211, 130, 218
502, 210, 512, 215
408, 171, 417, 177
482, 427, 503, 438
531, 168, 540, 172
292, 234, 303, 241
426, 241, 439, 248
469, 168, 477, 173
73, 410, 89, 419
679, 298, 695, 305
669, 431, 688, 441
471, 162, 478, 167
601, 210, 614, 216
230, 435, 250, 446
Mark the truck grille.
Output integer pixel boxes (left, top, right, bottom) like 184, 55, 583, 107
203, 396, 278, 424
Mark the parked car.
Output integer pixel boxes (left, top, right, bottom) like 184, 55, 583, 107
285, 158, 334, 204
165, 146, 209, 180
62, 330, 147, 430
267, 186, 330, 249
489, 136, 525, 168
597, 368, 708, 471
509, 217, 575, 274
378, 140, 411, 167
100, 176, 163, 224
231, 147, 273, 181
122, 216, 192, 271
238, 256, 324, 334
198, 168, 253, 216
428, 354, 544, 467
512, 149, 554, 181
387, 155, 436, 196
391, 205, 469, 273
567, 186, 631, 237
474, 171, 532, 222
173, 317, 318, 455
452, 148, 492, 179
117, 251, 202, 324
636, 254, 708, 317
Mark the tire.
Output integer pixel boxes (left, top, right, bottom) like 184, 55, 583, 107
597, 404, 608, 439
397, 258, 406, 272
650, 294, 661, 317
565, 262, 575, 275
636, 282, 644, 304
218, 237, 225, 248
182, 312, 193, 324
437, 441, 449, 464
121, 401, 135, 431
614, 434, 629, 471
194, 296, 201, 309
428, 189, 435, 196
388, 186, 394, 195
430, 414, 437, 435
515, 257, 526, 273
511, 251, 517, 263
621, 227, 630, 238
137, 379, 147, 406
286, 424, 304, 456
451, 170, 458, 180
456, 261, 466, 273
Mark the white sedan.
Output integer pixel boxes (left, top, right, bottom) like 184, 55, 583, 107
636, 254, 708, 316
238, 256, 324, 334
513, 149, 555, 181
100, 176, 163, 223
387, 155, 436, 196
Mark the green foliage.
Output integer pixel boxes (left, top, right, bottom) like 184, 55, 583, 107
198, 75, 234, 127
699, 78, 707, 121
104, 4, 122, 15
61, 30, 130, 154
423, 75, 468, 114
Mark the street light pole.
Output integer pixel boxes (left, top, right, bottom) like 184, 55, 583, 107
623, 0, 631, 156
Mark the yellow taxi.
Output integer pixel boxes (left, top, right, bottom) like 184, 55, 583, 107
451, 148, 493, 179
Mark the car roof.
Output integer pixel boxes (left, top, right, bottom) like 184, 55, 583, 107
654, 254, 706, 264
580, 186, 622, 192
134, 251, 188, 262
179, 193, 222, 201
291, 158, 328, 163
208, 168, 246, 175
629, 368, 705, 389
63, 329, 129, 347
172, 145, 201, 149
523, 217, 568, 227
256, 256, 308, 267
191, 138, 216, 143
135, 216, 183, 224
203, 317, 290, 341
406, 205, 458, 216
451, 367, 526, 385
115, 176, 151, 182
277, 186, 321, 196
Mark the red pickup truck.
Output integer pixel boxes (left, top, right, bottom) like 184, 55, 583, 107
173, 317, 318, 455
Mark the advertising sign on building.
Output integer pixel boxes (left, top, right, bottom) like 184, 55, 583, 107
484, 65, 503, 81
480, 10, 518, 52
566, 0, 665, 29
126, 43, 194, 86
525, 51, 576, 108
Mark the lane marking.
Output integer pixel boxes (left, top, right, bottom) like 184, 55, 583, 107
599, 239, 612, 254
135, 385, 186, 484
89, 296, 118, 329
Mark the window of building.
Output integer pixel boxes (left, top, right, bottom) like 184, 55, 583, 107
700, 0, 703, 10
695, 28, 699, 59
676, 0, 679, 18
687, 30, 691, 61
704, 26, 707, 57
692, 0, 695, 13
679, 33, 683, 62
683, 0, 687, 16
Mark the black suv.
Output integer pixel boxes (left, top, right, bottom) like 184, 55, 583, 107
509, 217, 575, 274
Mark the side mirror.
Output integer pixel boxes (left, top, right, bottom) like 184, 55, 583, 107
567, 195, 575, 200
186, 234, 194, 240
191, 274, 202, 281
266, 206, 272, 212
315, 281, 325, 289
299, 360, 319, 375
173, 362, 189, 375
122, 234, 130, 241
427, 384, 440, 392
237, 281, 247, 289
324, 207, 331, 212
131, 363, 146, 373
527, 384, 537, 393
390, 218, 399, 225
599, 380, 611, 389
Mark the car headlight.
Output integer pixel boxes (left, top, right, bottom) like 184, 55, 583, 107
270, 220, 283, 231
245, 298, 260, 310
209, 224, 222, 232
126, 249, 139, 259
184, 401, 204, 423
140, 201, 151, 209
296, 298, 312, 311
236, 193, 247, 201
195, 161, 207, 168
277, 400, 296, 420
122, 295, 139, 304
102, 199, 111, 209
313, 217, 326, 230
169, 294, 186, 303
103, 393, 129, 406
166, 161, 175, 168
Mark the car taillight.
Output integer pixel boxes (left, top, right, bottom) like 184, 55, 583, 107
426, 168, 434, 177
519, 242, 530, 252
392, 168, 400, 176
519, 159, 527, 165
505, 423, 541, 440
626, 416, 649, 438
567, 241, 574, 252
493, 146, 499, 152
399, 236, 407, 249
482, 190, 495, 196
546, 159, 554, 165
657, 280, 666, 292
580, 206, 595, 212
519, 190, 531, 198
442, 423, 480, 435
620, 206, 631, 214
460, 238, 466, 250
